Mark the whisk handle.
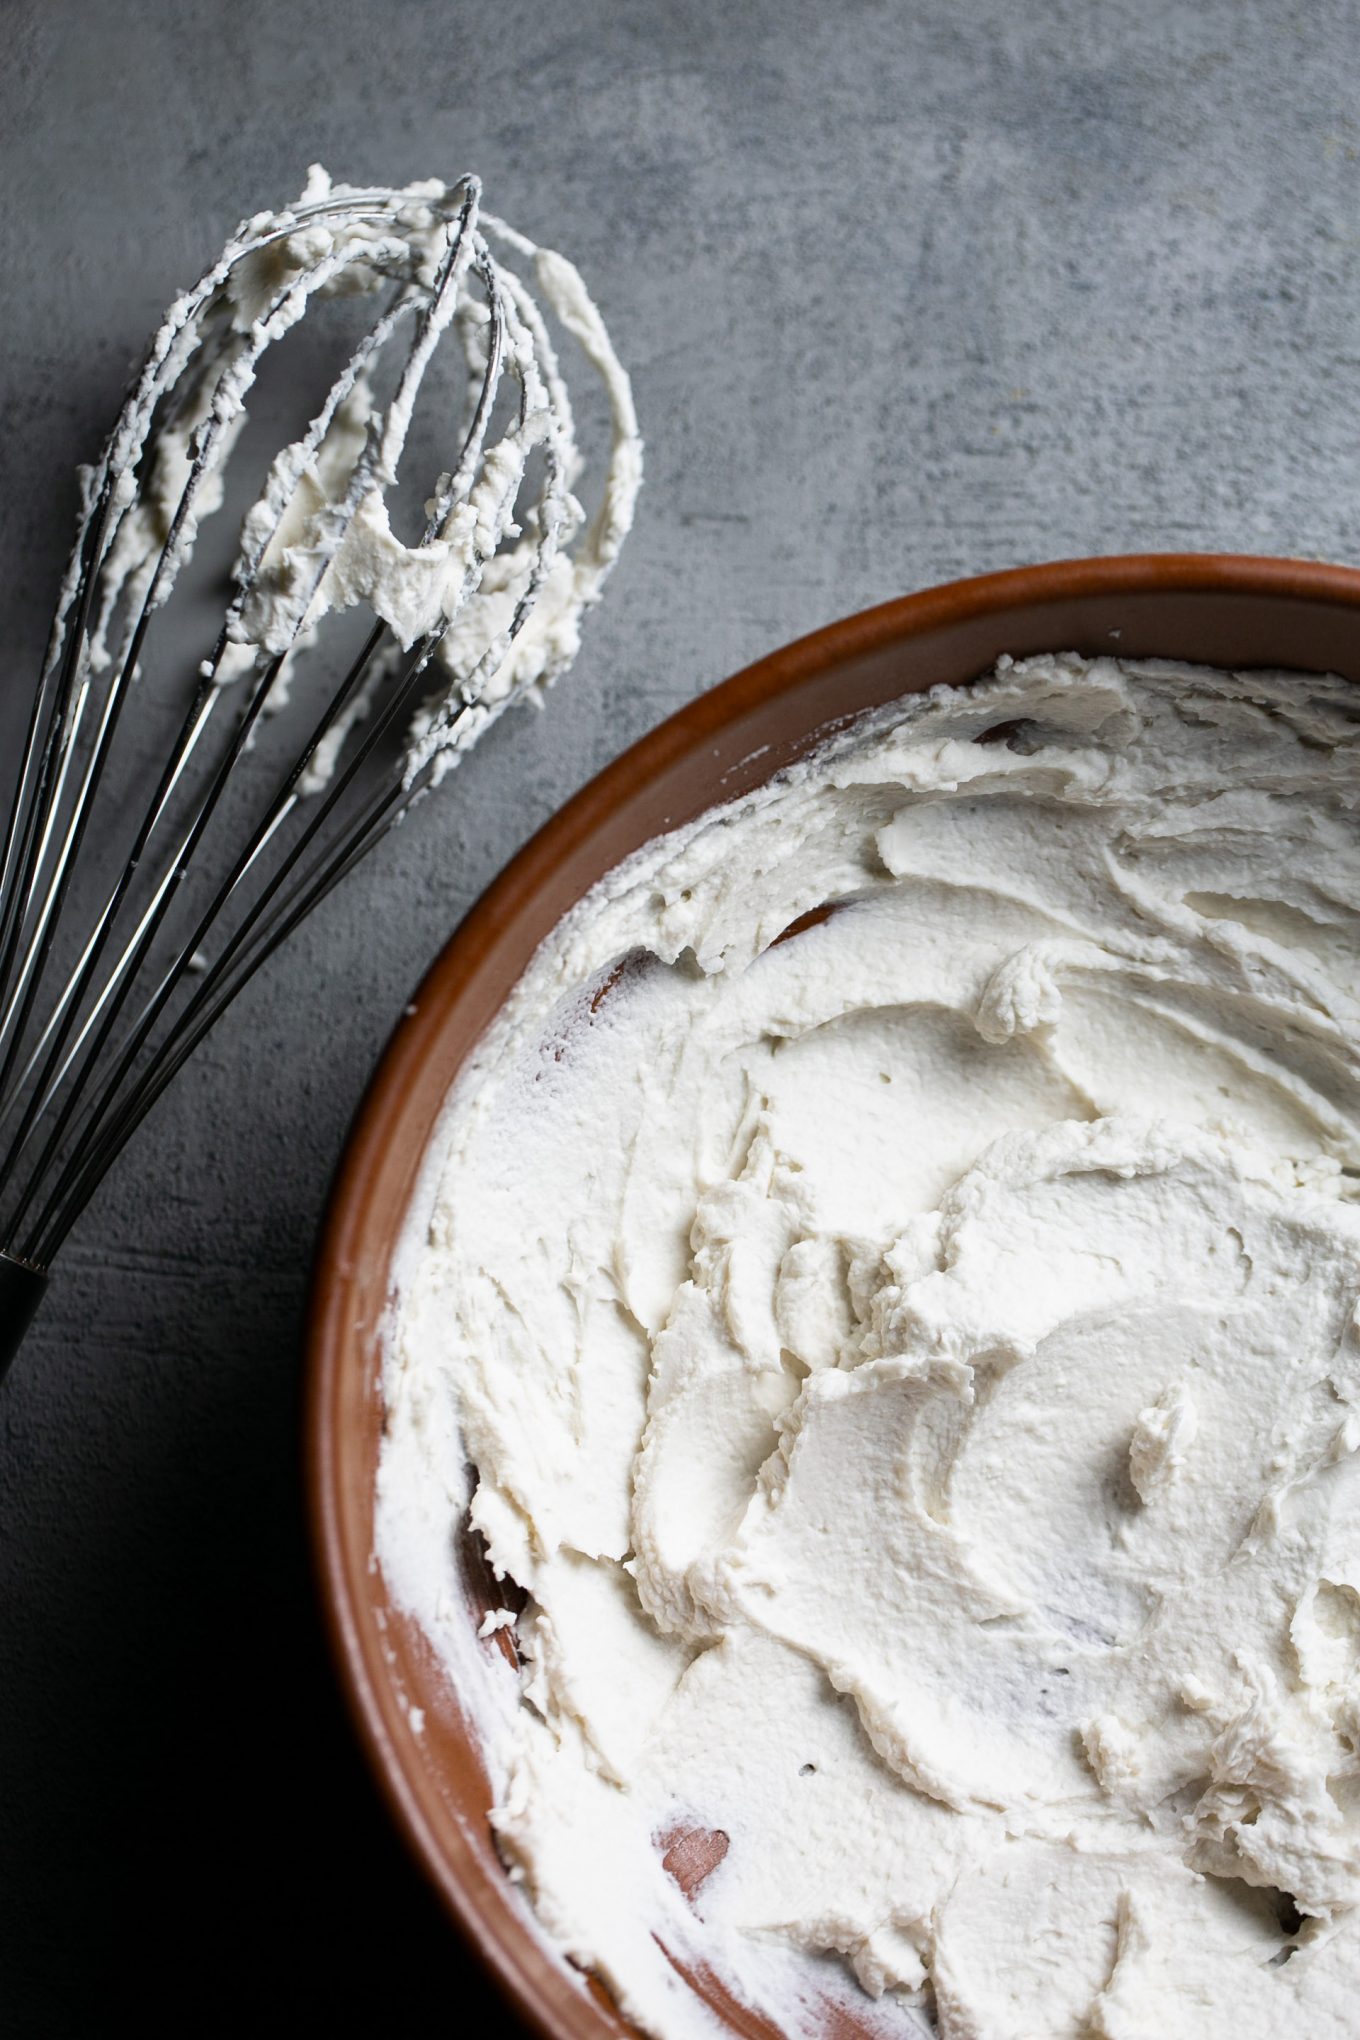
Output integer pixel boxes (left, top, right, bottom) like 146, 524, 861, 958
0, 1253, 47, 1381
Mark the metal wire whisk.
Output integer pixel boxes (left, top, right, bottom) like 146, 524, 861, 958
0, 168, 640, 1374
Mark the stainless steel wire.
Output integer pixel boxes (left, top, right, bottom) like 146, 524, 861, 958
0, 170, 639, 1338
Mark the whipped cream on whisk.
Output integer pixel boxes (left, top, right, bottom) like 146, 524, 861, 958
85, 165, 640, 789
380, 656, 1360, 2039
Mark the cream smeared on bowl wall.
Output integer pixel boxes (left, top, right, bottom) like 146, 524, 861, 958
378, 655, 1360, 2039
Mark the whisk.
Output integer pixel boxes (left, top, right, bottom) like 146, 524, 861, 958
0, 166, 641, 1376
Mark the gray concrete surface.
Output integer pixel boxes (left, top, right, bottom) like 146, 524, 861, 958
4, 0, 1360, 2029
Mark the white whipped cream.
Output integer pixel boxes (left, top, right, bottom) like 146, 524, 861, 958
379, 656, 1360, 2039
81, 166, 640, 792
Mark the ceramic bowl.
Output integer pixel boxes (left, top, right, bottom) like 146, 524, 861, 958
307, 553, 1360, 2039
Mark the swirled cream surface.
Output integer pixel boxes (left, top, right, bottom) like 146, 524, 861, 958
379, 655, 1360, 2039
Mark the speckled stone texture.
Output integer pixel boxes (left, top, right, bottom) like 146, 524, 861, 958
3, 0, 1360, 2030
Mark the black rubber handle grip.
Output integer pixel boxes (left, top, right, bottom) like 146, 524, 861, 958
0, 1252, 47, 1382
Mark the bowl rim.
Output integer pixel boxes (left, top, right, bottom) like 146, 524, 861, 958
304, 550, 1360, 2037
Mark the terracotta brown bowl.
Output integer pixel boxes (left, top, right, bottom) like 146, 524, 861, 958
306, 552, 1360, 2040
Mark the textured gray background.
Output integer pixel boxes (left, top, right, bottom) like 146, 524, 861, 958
4, 0, 1360, 2029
